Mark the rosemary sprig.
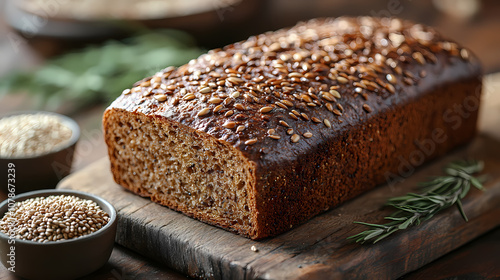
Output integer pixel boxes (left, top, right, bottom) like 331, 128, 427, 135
348, 160, 485, 244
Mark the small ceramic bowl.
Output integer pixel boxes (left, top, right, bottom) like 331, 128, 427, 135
0, 111, 80, 193
0, 189, 117, 280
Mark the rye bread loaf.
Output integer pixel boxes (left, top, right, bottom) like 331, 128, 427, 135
103, 17, 482, 239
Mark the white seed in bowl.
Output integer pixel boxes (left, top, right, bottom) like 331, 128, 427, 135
0, 114, 72, 158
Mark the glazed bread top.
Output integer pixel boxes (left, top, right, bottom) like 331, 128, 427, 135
107, 17, 481, 166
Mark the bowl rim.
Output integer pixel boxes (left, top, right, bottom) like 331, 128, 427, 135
0, 189, 116, 246
0, 110, 81, 160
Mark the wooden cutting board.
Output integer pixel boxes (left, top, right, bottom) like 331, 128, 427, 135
58, 133, 500, 279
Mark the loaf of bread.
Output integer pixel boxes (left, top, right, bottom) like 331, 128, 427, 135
103, 17, 482, 239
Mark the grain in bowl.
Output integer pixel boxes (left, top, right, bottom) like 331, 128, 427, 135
0, 111, 80, 192
0, 113, 73, 158
0, 195, 110, 242
0, 189, 117, 280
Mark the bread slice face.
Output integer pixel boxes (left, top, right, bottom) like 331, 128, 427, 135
103, 108, 259, 237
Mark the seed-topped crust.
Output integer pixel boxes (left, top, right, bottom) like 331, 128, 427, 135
111, 17, 477, 162
105, 16, 481, 239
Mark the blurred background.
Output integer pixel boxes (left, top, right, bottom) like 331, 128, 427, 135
0, 0, 499, 184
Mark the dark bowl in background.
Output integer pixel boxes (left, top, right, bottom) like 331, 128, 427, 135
0, 111, 80, 194
0, 189, 117, 280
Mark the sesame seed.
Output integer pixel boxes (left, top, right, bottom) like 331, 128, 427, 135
293, 53, 303, 61
303, 132, 313, 138
236, 125, 245, 132
288, 72, 304, 78
251, 245, 258, 252
287, 128, 294, 135
460, 49, 469, 60
213, 104, 224, 113
301, 94, 312, 103
281, 100, 294, 107
412, 52, 426, 64
403, 77, 414, 86
143, 88, 153, 96
151, 77, 162, 84
300, 113, 310, 121
231, 91, 241, 98
227, 77, 244, 84
208, 97, 223, 104
288, 113, 299, 120
363, 104, 372, 113
275, 102, 288, 109
154, 94, 168, 102
337, 77, 348, 84
291, 134, 300, 143
329, 89, 341, 98
332, 109, 342, 116
291, 110, 301, 117
269, 135, 281, 140
140, 80, 151, 87
235, 114, 247, 121
122, 89, 131, 95
234, 103, 245, 110
197, 108, 211, 117
245, 138, 257, 145
324, 119, 331, 128
386, 74, 397, 84
222, 121, 236, 129
311, 117, 321, 123
131, 87, 141, 93
353, 82, 366, 89
403, 70, 415, 79
225, 110, 234, 117
166, 85, 177, 91
224, 97, 233, 106
183, 94, 196, 101
385, 83, 396, 94
336, 103, 344, 112
326, 102, 334, 112
279, 120, 290, 127
394, 66, 403, 75
321, 91, 335, 102
267, 129, 276, 135
199, 87, 211, 94
260, 107, 273, 113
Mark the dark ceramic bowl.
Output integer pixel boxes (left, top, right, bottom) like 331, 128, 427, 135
0, 189, 117, 280
0, 111, 80, 193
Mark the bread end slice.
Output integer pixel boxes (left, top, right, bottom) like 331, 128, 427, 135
103, 108, 260, 238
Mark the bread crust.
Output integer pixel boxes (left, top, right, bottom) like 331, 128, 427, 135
103, 17, 482, 239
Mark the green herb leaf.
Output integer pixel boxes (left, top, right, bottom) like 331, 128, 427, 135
348, 160, 485, 244
0, 30, 204, 111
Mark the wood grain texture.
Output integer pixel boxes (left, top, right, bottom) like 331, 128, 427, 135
58, 133, 500, 280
